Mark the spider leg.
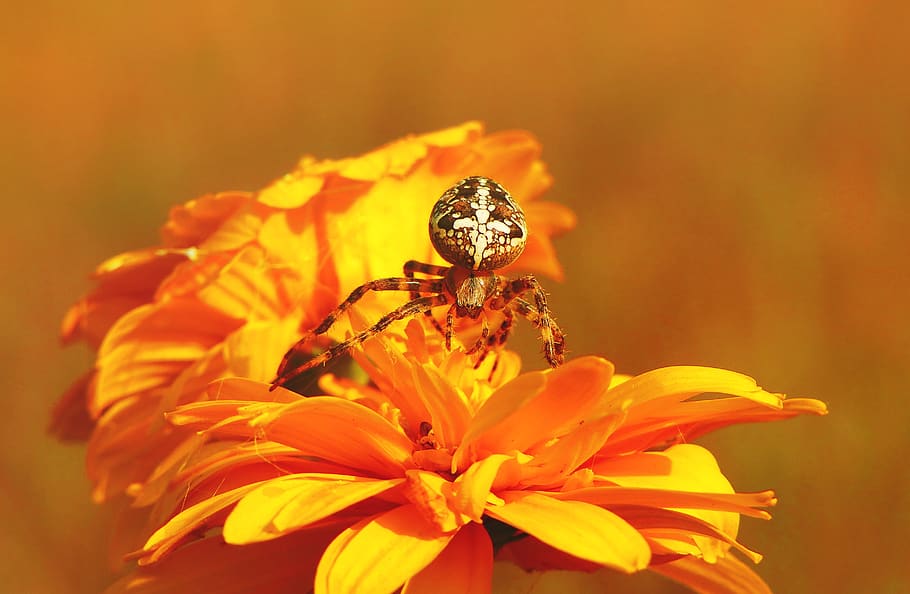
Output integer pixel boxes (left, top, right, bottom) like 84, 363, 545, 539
271, 293, 449, 390
511, 297, 566, 361
470, 307, 513, 369
444, 303, 457, 351
311, 276, 444, 335
487, 305, 514, 348
464, 314, 490, 355
404, 260, 448, 337
274, 276, 444, 383
404, 260, 449, 277
490, 276, 565, 367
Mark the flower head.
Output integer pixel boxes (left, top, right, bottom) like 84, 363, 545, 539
108, 317, 825, 594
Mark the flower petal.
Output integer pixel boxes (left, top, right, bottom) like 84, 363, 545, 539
593, 444, 742, 562
403, 522, 493, 594
161, 246, 294, 320
649, 553, 773, 594
106, 526, 335, 594
171, 379, 414, 478
513, 413, 624, 489
254, 397, 414, 477
60, 249, 185, 348
161, 191, 252, 249
224, 474, 404, 544
602, 393, 828, 455
605, 366, 785, 413
617, 505, 764, 563
455, 357, 614, 471
485, 492, 650, 573
142, 482, 267, 563
550, 487, 776, 520
48, 370, 94, 441
93, 301, 240, 415
452, 454, 514, 521
315, 504, 454, 594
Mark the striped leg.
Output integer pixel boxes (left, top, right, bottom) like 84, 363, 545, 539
490, 277, 565, 367
272, 293, 449, 390
404, 260, 448, 337
311, 276, 444, 335
487, 305, 514, 348
464, 314, 491, 355
272, 277, 444, 389
444, 303, 457, 351
471, 308, 512, 368
511, 298, 566, 362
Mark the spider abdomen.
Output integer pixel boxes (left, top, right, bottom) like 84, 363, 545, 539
430, 176, 527, 271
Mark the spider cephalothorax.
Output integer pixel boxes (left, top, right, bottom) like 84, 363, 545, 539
270, 176, 565, 391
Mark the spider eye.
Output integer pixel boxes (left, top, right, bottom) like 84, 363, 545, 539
429, 176, 528, 271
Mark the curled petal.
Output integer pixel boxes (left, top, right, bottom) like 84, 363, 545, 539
404, 470, 468, 532
550, 487, 776, 520
452, 454, 515, 521
605, 366, 785, 414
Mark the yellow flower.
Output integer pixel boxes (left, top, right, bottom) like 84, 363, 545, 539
52, 122, 574, 550
106, 319, 826, 594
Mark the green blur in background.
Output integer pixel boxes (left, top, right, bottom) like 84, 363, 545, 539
2, 2, 907, 593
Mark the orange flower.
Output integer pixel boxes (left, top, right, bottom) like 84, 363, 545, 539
103, 318, 826, 594
56, 122, 828, 594
52, 122, 574, 553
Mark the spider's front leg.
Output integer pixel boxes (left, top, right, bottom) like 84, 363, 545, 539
271, 293, 449, 390
404, 260, 448, 337
272, 276, 444, 390
511, 297, 566, 362
491, 276, 565, 367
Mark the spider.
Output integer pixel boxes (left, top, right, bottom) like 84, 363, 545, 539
270, 175, 565, 391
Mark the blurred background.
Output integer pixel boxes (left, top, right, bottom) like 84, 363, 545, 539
2, 2, 907, 593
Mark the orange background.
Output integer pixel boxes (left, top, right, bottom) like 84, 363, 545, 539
2, 3, 907, 593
